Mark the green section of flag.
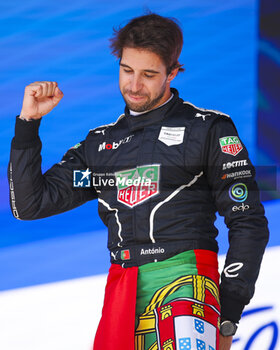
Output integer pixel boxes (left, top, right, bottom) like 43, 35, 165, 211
135, 250, 198, 349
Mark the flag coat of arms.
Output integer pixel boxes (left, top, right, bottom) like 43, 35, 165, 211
154, 299, 219, 350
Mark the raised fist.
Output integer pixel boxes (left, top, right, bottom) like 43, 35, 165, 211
19, 81, 64, 121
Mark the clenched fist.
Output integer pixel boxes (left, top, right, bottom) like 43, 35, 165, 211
19, 81, 64, 121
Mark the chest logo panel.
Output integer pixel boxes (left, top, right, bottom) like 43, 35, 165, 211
158, 127, 185, 146
115, 164, 160, 207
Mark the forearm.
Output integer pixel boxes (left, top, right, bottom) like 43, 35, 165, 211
220, 214, 269, 322
9, 116, 42, 219
9, 117, 96, 220
219, 335, 233, 350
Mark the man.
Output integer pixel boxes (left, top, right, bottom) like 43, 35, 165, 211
9, 13, 268, 350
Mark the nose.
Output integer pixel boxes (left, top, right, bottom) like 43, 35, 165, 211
130, 74, 143, 93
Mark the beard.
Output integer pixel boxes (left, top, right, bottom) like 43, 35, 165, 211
121, 81, 167, 113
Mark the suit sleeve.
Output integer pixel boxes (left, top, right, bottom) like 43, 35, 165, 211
8, 116, 97, 220
204, 117, 269, 323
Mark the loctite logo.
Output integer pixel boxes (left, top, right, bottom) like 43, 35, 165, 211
222, 159, 248, 170
98, 135, 134, 152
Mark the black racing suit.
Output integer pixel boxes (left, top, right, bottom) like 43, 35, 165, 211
8, 88, 269, 323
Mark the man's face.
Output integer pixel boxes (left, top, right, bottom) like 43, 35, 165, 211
119, 47, 174, 112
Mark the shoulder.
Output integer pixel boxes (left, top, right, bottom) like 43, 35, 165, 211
88, 113, 125, 136
180, 101, 237, 137
182, 100, 230, 122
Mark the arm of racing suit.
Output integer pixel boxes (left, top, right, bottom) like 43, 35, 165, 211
8, 116, 97, 220
204, 117, 269, 323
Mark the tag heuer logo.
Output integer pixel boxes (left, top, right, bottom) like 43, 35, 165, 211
115, 164, 160, 207
219, 136, 243, 156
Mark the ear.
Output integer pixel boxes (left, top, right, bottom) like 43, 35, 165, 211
167, 67, 179, 83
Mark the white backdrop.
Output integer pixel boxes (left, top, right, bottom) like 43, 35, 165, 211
0, 246, 278, 350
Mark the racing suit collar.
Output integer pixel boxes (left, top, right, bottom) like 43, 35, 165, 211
124, 88, 181, 131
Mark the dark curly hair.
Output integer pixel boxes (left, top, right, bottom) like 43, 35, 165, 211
110, 13, 184, 75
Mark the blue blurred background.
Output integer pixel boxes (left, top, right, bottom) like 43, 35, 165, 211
0, 0, 279, 291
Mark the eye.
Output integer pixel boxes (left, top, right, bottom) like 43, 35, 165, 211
144, 73, 155, 78
123, 68, 133, 73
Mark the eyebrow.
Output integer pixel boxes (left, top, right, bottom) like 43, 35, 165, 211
119, 63, 160, 74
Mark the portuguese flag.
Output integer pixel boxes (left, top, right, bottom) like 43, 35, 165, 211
93, 250, 220, 350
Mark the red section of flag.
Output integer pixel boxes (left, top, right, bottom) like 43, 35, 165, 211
93, 264, 138, 350
194, 249, 220, 348
194, 249, 220, 308
194, 250, 219, 279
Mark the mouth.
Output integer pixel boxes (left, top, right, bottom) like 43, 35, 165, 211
126, 92, 147, 102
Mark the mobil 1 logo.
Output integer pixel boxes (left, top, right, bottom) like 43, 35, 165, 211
98, 135, 134, 152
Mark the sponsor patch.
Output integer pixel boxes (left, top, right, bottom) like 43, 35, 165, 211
158, 126, 185, 146
229, 183, 248, 202
195, 113, 211, 121
98, 135, 134, 152
222, 159, 248, 170
110, 251, 118, 261
232, 203, 250, 212
219, 136, 243, 156
121, 249, 130, 260
115, 164, 160, 207
221, 170, 252, 180
223, 262, 244, 278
